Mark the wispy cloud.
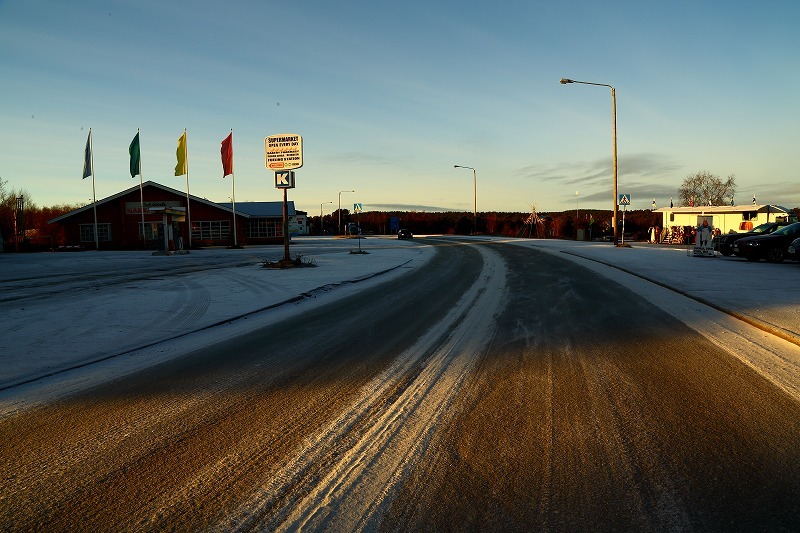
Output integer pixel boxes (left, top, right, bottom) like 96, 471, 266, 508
515, 152, 687, 206
516, 153, 682, 183
621, 153, 684, 177
329, 152, 407, 167
366, 203, 461, 212
748, 181, 800, 208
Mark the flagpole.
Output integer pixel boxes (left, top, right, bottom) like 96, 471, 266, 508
230, 129, 237, 247
89, 128, 99, 250
138, 128, 145, 247
184, 128, 192, 249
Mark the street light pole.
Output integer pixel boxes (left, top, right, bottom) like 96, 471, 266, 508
338, 190, 354, 235
320, 201, 332, 235
454, 165, 477, 234
560, 78, 619, 246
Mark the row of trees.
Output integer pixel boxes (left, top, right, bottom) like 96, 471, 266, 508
0, 178, 81, 251
313, 208, 662, 241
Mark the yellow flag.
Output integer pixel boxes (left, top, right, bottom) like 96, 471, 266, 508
174, 131, 187, 176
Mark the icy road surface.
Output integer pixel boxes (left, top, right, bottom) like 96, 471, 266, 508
2, 237, 800, 530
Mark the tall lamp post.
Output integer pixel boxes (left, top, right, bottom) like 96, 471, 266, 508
320, 201, 332, 235
453, 165, 477, 234
338, 190, 354, 235
560, 78, 618, 246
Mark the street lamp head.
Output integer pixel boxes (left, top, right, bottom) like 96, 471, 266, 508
560, 78, 573, 84
454, 164, 460, 168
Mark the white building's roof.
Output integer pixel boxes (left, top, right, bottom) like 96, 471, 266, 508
654, 204, 793, 215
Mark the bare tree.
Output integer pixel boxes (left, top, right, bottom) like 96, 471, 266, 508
678, 171, 736, 206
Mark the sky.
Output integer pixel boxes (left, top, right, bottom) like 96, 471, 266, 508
1, 0, 798, 215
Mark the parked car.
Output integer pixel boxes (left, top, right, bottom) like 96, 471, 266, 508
733, 222, 800, 262
397, 228, 413, 239
712, 221, 793, 256
788, 237, 800, 262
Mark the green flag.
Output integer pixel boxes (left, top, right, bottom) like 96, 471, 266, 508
129, 132, 140, 177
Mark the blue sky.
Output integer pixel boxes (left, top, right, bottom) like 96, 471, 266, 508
1, 0, 798, 215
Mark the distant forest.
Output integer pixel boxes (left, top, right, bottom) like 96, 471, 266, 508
316, 208, 664, 241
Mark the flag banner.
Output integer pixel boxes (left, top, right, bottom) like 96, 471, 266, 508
82, 130, 92, 179
175, 131, 187, 176
129, 132, 141, 177
221, 132, 233, 177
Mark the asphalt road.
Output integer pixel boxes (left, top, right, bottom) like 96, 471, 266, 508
2, 239, 799, 531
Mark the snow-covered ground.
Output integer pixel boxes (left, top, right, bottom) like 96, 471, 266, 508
1, 236, 798, 413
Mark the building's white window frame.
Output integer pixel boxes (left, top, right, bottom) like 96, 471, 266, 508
245, 218, 282, 238
191, 220, 230, 240
79, 223, 112, 242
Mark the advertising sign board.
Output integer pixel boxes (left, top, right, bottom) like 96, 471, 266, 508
125, 201, 181, 215
265, 134, 303, 170
693, 215, 715, 257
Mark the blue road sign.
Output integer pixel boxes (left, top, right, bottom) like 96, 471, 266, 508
618, 194, 631, 206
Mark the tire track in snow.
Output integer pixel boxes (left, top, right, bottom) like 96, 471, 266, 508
220, 242, 508, 531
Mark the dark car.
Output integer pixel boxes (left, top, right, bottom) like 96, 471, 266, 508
397, 228, 413, 239
733, 222, 800, 262
712, 221, 793, 256
788, 237, 800, 262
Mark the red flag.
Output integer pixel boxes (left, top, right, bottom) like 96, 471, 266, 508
221, 132, 233, 177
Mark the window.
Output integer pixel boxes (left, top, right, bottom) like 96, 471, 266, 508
80, 223, 111, 242
669, 213, 675, 222
191, 220, 230, 241
138, 222, 159, 240
245, 218, 282, 238
742, 211, 758, 221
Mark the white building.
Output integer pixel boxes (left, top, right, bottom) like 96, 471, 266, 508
655, 204, 797, 234
289, 210, 309, 236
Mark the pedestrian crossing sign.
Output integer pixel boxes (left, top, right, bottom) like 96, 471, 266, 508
618, 194, 631, 206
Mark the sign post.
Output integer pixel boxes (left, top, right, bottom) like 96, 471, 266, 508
354, 203, 363, 253
266, 134, 303, 263
15, 196, 24, 252
618, 194, 631, 246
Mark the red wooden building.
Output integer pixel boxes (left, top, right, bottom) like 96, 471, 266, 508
49, 181, 294, 249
